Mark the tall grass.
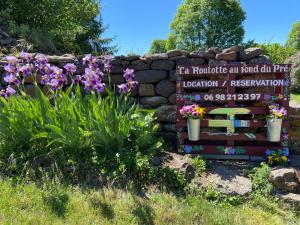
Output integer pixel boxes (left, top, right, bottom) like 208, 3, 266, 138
0, 85, 161, 182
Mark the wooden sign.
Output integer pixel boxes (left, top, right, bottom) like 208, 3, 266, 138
176, 64, 291, 160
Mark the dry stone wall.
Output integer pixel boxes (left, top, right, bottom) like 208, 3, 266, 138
0, 46, 299, 154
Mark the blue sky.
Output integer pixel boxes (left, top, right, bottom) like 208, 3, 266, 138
101, 0, 300, 55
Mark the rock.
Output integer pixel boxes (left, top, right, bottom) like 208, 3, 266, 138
167, 49, 189, 58
163, 123, 176, 132
121, 60, 130, 66
246, 55, 271, 64
240, 48, 264, 61
155, 105, 176, 123
103, 74, 124, 84
269, 168, 299, 192
176, 58, 205, 66
190, 50, 215, 59
143, 53, 168, 60
169, 55, 187, 61
135, 70, 168, 83
168, 93, 176, 105
207, 47, 222, 54
47, 55, 76, 64
111, 65, 124, 74
138, 84, 155, 96
209, 59, 228, 66
197, 165, 252, 196
169, 70, 177, 81
155, 80, 176, 97
215, 51, 237, 61
222, 45, 243, 53
278, 193, 300, 204
151, 60, 175, 70
129, 60, 150, 71
139, 96, 167, 107
123, 55, 140, 61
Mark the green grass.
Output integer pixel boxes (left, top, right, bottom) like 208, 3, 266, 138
291, 94, 300, 104
0, 178, 299, 225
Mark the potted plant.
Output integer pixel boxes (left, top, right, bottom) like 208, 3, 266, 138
266, 104, 287, 142
179, 104, 206, 141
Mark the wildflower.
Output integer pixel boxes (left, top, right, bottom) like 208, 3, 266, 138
4, 64, 16, 73
19, 64, 32, 77
83, 54, 92, 65
5, 86, 16, 97
20, 51, 32, 62
4, 74, 20, 85
73, 75, 82, 84
35, 54, 48, 65
6, 56, 18, 65
123, 68, 135, 82
102, 55, 113, 73
117, 83, 129, 93
64, 63, 77, 74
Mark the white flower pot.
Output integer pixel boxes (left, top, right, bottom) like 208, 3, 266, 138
267, 118, 282, 142
187, 118, 200, 141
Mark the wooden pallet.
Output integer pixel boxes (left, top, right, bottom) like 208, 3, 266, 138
176, 64, 291, 159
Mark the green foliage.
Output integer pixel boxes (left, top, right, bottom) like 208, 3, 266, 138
250, 163, 273, 196
149, 39, 167, 53
0, 0, 113, 54
258, 43, 296, 64
286, 21, 300, 50
0, 85, 162, 184
1, 178, 299, 224
170, 0, 245, 51
191, 156, 206, 173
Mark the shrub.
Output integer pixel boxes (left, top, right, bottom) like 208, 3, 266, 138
258, 43, 296, 64
0, 53, 162, 185
249, 163, 273, 196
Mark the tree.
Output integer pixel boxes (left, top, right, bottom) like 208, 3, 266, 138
149, 39, 167, 53
286, 21, 300, 50
0, 0, 114, 54
170, 0, 245, 51
258, 43, 296, 64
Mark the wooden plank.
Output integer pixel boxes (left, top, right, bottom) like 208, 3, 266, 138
177, 93, 288, 102
180, 79, 287, 89
177, 64, 291, 75
177, 106, 268, 115
177, 119, 289, 128
181, 132, 269, 141
181, 144, 285, 156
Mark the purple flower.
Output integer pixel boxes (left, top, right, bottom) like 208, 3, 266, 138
129, 81, 138, 89
83, 54, 92, 65
74, 75, 82, 84
0, 89, 6, 98
5, 86, 16, 97
123, 68, 135, 82
47, 79, 60, 91
4, 74, 20, 85
6, 56, 18, 65
35, 54, 48, 65
41, 75, 50, 85
4, 64, 16, 73
20, 51, 32, 62
64, 63, 77, 74
19, 64, 32, 77
95, 83, 105, 93
265, 149, 273, 156
102, 55, 113, 73
118, 83, 129, 93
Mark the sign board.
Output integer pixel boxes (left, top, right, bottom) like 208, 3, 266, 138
176, 64, 291, 159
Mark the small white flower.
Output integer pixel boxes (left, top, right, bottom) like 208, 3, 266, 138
116, 153, 120, 158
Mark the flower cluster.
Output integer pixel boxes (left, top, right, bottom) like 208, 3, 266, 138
267, 104, 287, 119
179, 104, 206, 119
117, 68, 138, 94
265, 149, 290, 166
1, 52, 139, 98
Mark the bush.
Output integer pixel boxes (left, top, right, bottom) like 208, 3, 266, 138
250, 163, 273, 196
258, 43, 296, 64
0, 53, 162, 186
0, 0, 114, 54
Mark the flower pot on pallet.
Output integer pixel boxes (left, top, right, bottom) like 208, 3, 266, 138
267, 118, 282, 142
187, 118, 200, 141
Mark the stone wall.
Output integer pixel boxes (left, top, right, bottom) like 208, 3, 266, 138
0, 46, 299, 154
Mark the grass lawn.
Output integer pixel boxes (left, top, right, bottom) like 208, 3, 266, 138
291, 94, 300, 104
0, 178, 299, 225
